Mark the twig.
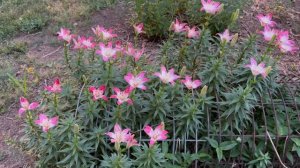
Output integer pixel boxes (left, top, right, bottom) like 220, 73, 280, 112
74, 83, 86, 118
23, 32, 42, 38
266, 130, 288, 168
42, 47, 62, 58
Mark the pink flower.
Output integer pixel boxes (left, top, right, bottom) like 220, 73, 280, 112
73, 36, 84, 50
124, 43, 144, 61
245, 58, 268, 78
115, 41, 124, 53
96, 42, 118, 62
80, 36, 96, 50
186, 26, 200, 39
133, 23, 145, 34
200, 0, 223, 15
278, 40, 298, 54
132, 48, 144, 61
45, 79, 62, 93
181, 76, 202, 89
57, 28, 74, 43
154, 66, 180, 85
106, 123, 130, 144
35, 114, 59, 132
125, 43, 136, 56
124, 72, 149, 90
126, 133, 139, 148
257, 13, 276, 27
260, 26, 277, 41
277, 30, 290, 44
277, 30, 298, 54
92, 26, 117, 41
144, 123, 168, 146
18, 97, 39, 116
89, 85, 108, 101
218, 29, 233, 43
171, 19, 187, 33
110, 87, 133, 105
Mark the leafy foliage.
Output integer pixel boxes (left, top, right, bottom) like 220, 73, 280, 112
134, 0, 247, 39
18, 1, 300, 167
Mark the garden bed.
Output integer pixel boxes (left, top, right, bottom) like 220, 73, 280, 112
0, 0, 299, 167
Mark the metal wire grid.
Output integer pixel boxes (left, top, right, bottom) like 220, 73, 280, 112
132, 82, 300, 167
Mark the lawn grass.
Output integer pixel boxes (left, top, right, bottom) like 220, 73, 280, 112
0, 0, 117, 41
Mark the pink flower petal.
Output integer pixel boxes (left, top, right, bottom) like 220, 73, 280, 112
29, 102, 39, 110
18, 108, 26, 116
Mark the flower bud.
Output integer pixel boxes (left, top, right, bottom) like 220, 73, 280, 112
73, 124, 80, 134
82, 75, 88, 84
266, 66, 272, 75
168, 22, 174, 31
26, 67, 35, 74
161, 122, 165, 130
200, 85, 208, 97
180, 66, 187, 77
230, 33, 239, 46
231, 9, 240, 24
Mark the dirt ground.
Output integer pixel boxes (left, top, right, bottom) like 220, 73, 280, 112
240, 0, 300, 82
0, 0, 299, 167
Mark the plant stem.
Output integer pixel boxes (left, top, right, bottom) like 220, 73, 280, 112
64, 43, 71, 69
90, 48, 96, 63
54, 93, 58, 115
77, 49, 84, 67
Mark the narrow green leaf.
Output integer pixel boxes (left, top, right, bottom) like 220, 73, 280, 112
216, 147, 223, 161
205, 138, 218, 148
220, 141, 237, 151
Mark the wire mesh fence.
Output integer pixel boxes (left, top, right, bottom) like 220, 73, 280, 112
132, 81, 300, 167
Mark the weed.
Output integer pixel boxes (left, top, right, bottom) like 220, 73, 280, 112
0, 41, 28, 57
0, 151, 6, 162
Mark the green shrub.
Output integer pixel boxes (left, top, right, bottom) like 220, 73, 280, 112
134, 0, 246, 40
17, 12, 47, 33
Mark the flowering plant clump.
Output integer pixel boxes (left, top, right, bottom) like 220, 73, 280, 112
19, 4, 299, 167
134, 0, 243, 39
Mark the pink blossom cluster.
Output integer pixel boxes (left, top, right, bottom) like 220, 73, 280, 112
124, 43, 145, 62
88, 68, 201, 105
106, 124, 139, 148
106, 123, 168, 147
257, 13, 298, 54
58, 26, 146, 62
18, 97, 58, 133
18, 79, 63, 132
170, 19, 201, 39
155, 66, 202, 89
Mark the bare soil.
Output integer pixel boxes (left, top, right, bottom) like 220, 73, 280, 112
240, 0, 300, 82
0, 0, 299, 167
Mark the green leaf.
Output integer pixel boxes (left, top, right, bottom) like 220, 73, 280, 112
205, 138, 218, 148
162, 142, 169, 153
216, 147, 223, 161
286, 152, 294, 164
291, 138, 300, 146
219, 141, 237, 151
198, 152, 211, 161
278, 125, 288, 136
